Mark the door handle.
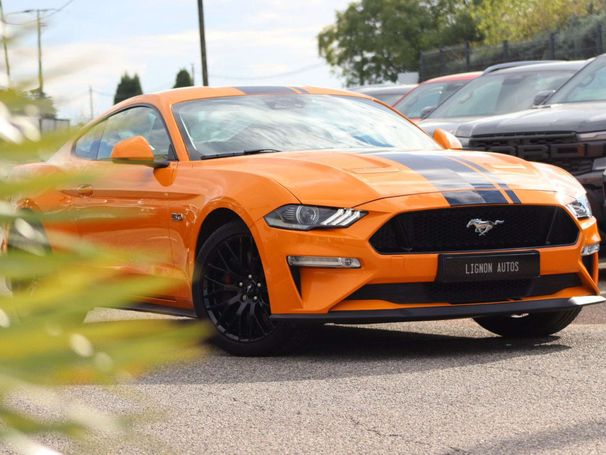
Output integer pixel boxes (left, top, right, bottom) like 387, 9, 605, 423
77, 184, 93, 197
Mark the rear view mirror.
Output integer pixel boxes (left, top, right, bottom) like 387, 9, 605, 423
111, 136, 168, 168
420, 105, 436, 119
433, 128, 463, 150
533, 90, 555, 106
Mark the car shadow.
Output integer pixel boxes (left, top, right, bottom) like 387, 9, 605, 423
462, 418, 606, 454
140, 322, 571, 385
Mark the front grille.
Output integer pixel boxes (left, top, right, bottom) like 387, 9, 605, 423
348, 274, 581, 304
550, 158, 594, 175
468, 131, 605, 176
370, 205, 578, 254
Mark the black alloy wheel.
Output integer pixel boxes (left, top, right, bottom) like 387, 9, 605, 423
195, 221, 299, 356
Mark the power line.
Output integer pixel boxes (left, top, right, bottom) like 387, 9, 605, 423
4, 0, 78, 25
43, 0, 78, 19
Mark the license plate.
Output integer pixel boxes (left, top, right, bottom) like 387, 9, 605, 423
438, 251, 539, 283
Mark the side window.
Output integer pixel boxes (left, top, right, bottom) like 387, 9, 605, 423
97, 107, 174, 161
73, 121, 106, 160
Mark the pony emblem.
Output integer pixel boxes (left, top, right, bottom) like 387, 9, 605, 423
466, 219, 504, 236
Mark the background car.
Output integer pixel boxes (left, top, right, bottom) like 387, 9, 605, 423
351, 84, 417, 105
420, 60, 587, 136
393, 71, 481, 120
451, 54, 606, 231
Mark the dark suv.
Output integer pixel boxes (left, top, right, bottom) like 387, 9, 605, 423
447, 55, 606, 230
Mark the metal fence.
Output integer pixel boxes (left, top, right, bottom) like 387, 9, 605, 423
419, 20, 606, 81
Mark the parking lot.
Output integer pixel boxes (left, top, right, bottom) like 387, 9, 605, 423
25, 276, 605, 454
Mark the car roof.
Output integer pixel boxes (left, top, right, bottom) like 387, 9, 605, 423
110, 86, 370, 113
422, 71, 482, 84
484, 60, 587, 75
353, 84, 417, 95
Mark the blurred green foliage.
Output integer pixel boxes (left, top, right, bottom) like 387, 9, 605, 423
0, 40, 204, 455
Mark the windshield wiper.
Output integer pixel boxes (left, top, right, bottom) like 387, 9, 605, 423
200, 149, 282, 160
241, 148, 282, 155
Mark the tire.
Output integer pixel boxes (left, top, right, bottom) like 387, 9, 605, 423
474, 308, 581, 338
193, 221, 302, 356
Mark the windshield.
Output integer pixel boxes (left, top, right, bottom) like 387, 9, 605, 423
428, 70, 576, 119
371, 93, 407, 105
548, 58, 606, 104
395, 81, 469, 118
172, 94, 439, 159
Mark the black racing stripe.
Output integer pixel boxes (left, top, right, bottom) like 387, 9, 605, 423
442, 191, 485, 205
456, 157, 522, 204
235, 86, 297, 95
504, 189, 521, 204
375, 152, 508, 205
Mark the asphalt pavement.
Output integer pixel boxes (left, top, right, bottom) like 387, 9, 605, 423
3, 280, 606, 453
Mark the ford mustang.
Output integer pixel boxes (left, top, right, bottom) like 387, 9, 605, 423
8, 86, 604, 355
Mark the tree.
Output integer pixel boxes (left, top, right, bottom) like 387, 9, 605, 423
473, 0, 606, 44
173, 68, 193, 88
318, 0, 482, 86
113, 73, 143, 104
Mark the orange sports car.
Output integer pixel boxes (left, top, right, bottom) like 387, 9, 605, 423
9, 86, 604, 355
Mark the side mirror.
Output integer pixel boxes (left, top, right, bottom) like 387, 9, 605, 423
533, 89, 555, 106
433, 128, 463, 150
111, 136, 168, 168
420, 105, 436, 119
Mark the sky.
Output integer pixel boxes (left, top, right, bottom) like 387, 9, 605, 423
3, 0, 351, 122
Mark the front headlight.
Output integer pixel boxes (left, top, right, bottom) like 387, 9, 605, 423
578, 131, 606, 142
567, 193, 592, 219
592, 156, 606, 171
264, 205, 366, 231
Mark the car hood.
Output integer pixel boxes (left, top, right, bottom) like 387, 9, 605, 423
456, 101, 606, 137
207, 149, 581, 207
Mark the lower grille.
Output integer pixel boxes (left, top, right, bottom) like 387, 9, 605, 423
370, 205, 578, 254
348, 274, 581, 304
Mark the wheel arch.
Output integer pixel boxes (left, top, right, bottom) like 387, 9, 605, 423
194, 207, 247, 256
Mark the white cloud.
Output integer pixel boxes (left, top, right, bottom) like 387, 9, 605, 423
5, 0, 351, 121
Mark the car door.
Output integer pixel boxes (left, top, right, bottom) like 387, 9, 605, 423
73, 106, 179, 297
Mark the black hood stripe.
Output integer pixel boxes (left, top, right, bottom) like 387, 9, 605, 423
443, 190, 507, 206
455, 157, 522, 204
374, 152, 509, 206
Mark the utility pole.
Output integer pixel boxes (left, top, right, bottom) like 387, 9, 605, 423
35, 9, 43, 95
0, 0, 10, 84
196, 0, 208, 86
13, 9, 53, 96
191, 62, 195, 85
88, 86, 94, 119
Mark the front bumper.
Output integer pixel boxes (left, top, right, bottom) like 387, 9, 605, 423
271, 296, 605, 324
252, 192, 601, 316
